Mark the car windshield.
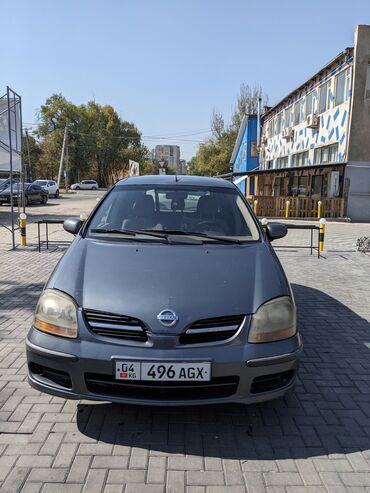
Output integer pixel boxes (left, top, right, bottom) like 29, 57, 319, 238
88, 184, 260, 242
35, 180, 47, 186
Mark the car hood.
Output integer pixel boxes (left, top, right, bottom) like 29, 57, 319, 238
47, 237, 290, 334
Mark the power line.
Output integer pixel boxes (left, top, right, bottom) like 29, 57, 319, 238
22, 122, 211, 140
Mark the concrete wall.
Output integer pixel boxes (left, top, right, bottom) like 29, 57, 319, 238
347, 25, 370, 162
344, 25, 370, 221
345, 162, 370, 221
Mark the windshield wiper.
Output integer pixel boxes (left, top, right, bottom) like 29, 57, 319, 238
143, 229, 242, 244
90, 228, 168, 242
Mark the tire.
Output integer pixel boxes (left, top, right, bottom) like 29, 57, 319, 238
76, 186, 80, 190
92, 186, 97, 190
41, 195, 48, 205
55, 190, 59, 198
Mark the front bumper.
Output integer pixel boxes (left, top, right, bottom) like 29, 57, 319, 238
26, 326, 302, 406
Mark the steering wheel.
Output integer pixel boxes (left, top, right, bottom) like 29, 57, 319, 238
196, 220, 225, 234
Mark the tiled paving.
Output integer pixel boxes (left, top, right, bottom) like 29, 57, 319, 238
1, 224, 370, 492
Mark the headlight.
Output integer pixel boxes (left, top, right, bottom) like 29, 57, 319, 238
34, 289, 78, 338
248, 296, 296, 343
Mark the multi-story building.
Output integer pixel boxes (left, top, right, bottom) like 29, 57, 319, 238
153, 145, 181, 173
231, 25, 370, 221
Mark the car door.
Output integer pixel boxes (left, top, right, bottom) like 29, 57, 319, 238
29, 184, 41, 202
48, 181, 56, 195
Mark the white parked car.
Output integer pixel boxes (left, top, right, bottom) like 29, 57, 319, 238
71, 180, 99, 190
34, 180, 59, 198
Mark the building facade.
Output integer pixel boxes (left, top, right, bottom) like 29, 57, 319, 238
230, 115, 259, 195
152, 145, 181, 173
231, 25, 370, 221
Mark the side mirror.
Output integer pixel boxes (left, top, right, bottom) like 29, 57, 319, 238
266, 223, 287, 241
64, 217, 83, 235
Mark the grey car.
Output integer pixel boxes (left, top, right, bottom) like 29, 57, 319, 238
26, 175, 302, 406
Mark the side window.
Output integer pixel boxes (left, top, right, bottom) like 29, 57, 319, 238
305, 93, 313, 117
319, 83, 328, 114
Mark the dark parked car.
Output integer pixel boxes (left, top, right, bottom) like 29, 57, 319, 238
26, 175, 302, 406
0, 182, 48, 205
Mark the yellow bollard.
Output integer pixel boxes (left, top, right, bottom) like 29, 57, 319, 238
319, 218, 326, 252
19, 213, 27, 246
285, 200, 290, 218
317, 200, 322, 219
253, 199, 258, 215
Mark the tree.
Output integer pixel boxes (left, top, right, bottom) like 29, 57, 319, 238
34, 94, 149, 186
189, 84, 268, 177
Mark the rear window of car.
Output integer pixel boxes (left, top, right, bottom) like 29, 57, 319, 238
88, 185, 260, 241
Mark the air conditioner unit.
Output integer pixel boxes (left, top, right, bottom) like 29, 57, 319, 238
306, 114, 319, 128
282, 128, 294, 140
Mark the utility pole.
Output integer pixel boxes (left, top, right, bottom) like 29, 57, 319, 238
57, 123, 68, 188
257, 97, 262, 168
25, 129, 32, 182
65, 129, 69, 192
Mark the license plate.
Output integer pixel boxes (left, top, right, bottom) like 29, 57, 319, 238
115, 361, 211, 381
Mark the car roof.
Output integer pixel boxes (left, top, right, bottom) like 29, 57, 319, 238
116, 175, 235, 189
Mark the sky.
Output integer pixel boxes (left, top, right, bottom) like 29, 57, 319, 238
2, 0, 370, 161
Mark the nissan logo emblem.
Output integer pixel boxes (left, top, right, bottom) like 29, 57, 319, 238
157, 309, 178, 327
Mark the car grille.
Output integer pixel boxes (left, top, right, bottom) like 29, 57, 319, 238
85, 373, 239, 400
179, 314, 245, 345
84, 309, 147, 342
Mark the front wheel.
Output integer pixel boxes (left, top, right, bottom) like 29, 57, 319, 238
55, 190, 59, 198
92, 186, 97, 190
75, 186, 80, 190
41, 195, 48, 205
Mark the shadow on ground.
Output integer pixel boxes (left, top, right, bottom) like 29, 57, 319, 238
0, 281, 45, 326
76, 284, 370, 460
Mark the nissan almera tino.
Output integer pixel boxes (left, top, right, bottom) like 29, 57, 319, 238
26, 175, 302, 405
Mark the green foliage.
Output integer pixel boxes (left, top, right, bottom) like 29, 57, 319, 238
32, 94, 149, 187
188, 84, 268, 177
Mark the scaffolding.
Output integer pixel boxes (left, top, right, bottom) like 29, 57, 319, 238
0, 86, 24, 249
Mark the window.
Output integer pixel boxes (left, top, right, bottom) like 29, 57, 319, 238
294, 102, 300, 125
314, 143, 339, 164
267, 160, 273, 170
311, 175, 323, 196
293, 99, 304, 126
88, 185, 260, 241
284, 108, 291, 128
276, 156, 289, 169
335, 70, 348, 105
292, 151, 309, 167
275, 114, 282, 135
319, 82, 328, 114
305, 93, 313, 118
291, 176, 308, 196
329, 143, 338, 162
269, 120, 274, 137
321, 146, 330, 163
